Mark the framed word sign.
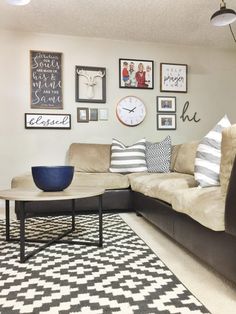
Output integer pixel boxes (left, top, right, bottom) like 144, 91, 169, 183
25, 113, 71, 129
160, 63, 187, 93
30, 50, 63, 109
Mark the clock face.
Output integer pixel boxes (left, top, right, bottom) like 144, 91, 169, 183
116, 96, 146, 127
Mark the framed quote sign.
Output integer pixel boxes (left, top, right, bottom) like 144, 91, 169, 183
25, 113, 71, 129
160, 63, 187, 93
30, 50, 63, 109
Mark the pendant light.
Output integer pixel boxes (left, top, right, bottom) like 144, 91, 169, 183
6, 0, 31, 5
210, 0, 236, 26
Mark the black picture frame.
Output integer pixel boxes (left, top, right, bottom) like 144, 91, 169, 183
157, 96, 176, 112
119, 58, 154, 89
160, 63, 188, 93
25, 113, 71, 129
75, 66, 106, 103
157, 114, 176, 130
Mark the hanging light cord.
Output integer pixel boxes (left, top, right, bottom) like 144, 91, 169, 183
229, 24, 236, 42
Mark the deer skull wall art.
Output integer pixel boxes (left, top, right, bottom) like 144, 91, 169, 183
77, 69, 105, 99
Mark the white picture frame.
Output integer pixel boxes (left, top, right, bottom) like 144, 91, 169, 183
99, 108, 108, 120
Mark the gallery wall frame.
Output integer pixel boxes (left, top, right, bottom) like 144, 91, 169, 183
157, 114, 176, 130
30, 50, 63, 109
25, 113, 71, 129
157, 96, 176, 112
89, 108, 98, 121
160, 63, 187, 93
77, 107, 89, 123
119, 58, 154, 89
75, 66, 106, 103
98, 108, 109, 121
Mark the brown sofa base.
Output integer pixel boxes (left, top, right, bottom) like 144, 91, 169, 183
134, 191, 236, 285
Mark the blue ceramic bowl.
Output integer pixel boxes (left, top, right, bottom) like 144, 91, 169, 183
31, 166, 74, 192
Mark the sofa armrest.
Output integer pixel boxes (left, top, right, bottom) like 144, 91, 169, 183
225, 155, 236, 236
11, 172, 36, 189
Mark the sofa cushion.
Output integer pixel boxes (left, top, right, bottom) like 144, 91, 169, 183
172, 187, 225, 231
173, 141, 199, 175
109, 138, 147, 173
220, 124, 236, 196
70, 172, 129, 189
11, 172, 36, 189
170, 144, 181, 172
128, 172, 197, 204
68, 143, 111, 173
146, 136, 171, 173
12, 172, 130, 190
194, 115, 231, 187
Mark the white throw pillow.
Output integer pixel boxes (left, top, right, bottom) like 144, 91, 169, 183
109, 138, 147, 173
194, 115, 231, 187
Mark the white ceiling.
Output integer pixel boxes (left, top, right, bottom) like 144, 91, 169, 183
0, 0, 236, 49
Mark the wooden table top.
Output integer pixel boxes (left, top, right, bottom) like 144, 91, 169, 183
0, 187, 105, 201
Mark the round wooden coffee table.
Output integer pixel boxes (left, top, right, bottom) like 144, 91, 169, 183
0, 187, 105, 263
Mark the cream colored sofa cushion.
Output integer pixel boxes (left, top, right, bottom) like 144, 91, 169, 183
11, 173, 36, 189
68, 143, 111, 173
220, 124, 236, 196
128, 172, 197, 204
174, 141, 199, 175
70, 172, 129, 189
172, 187, 225, 231
11, 172, 129, 190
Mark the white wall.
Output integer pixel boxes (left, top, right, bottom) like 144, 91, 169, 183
0, 29, 236, 189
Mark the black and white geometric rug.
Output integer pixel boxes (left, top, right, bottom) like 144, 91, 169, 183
0, 214, 210, 314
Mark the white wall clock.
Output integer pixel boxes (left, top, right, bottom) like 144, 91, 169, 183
116, 96, 146, 127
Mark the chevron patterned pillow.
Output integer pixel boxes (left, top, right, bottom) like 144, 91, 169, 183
146, 136, 171, 173
109, 138, 147, 173
194, 115, 231, 187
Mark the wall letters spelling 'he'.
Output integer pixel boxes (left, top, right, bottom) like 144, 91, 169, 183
30, 51, 63, 109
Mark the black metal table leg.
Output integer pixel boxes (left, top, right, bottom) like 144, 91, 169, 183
98, 194, 103, 247
19, 201, 26, 263
5, 200, 10, 241
72, 199, 75, 232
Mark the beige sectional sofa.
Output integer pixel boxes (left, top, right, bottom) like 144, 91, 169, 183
12, 126, 236, 284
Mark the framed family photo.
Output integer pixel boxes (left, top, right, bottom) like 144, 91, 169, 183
160, 63, 187, 93
119, 58, 154, 89
157, 96, 176, 112
157, 114, 176, 130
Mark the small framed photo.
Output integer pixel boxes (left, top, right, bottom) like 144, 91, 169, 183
160, 63, 187, 93
77, 107, 89, 123
75, 66, 106, 103
89, 108, 98, 121
157, 96, 176, 112
99, 108, 108, 120
119, 58, 154, 89
157, 114, 176, 130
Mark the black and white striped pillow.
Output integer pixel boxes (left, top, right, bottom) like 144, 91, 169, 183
194, 115, 231, 187
146, 136, 171, 173
109, 138, 147, 173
